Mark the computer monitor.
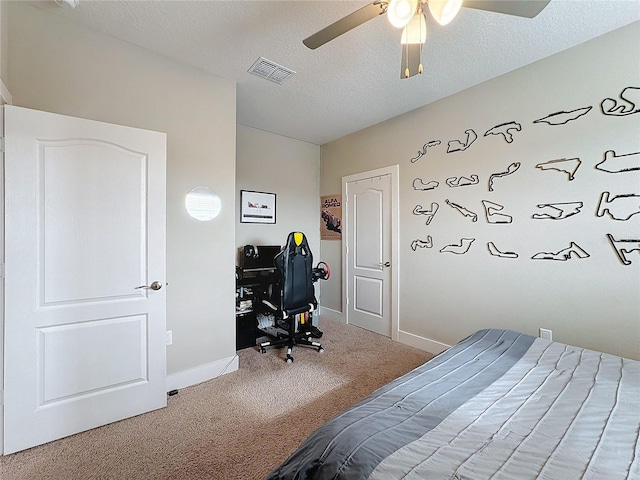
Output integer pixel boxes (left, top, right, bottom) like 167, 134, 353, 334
239, 245, 281, 272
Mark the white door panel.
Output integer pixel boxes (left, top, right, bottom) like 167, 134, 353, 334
355, 189, 383, 268
38, 315, 148, 404
354, 276, 383, 316
4, 106, 167, 454
345, 171, 394, 337
41, 139, 147, 304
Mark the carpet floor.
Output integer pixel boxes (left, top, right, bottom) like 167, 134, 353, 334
0, 319, 433, 480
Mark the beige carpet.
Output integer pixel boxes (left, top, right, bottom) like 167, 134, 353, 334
0, 319, 433, 480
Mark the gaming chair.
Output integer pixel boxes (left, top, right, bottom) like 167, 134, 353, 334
259, 232, 329, 363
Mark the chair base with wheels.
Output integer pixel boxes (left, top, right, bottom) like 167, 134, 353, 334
258, 306, 323, 363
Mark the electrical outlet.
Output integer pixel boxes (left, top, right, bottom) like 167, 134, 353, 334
539, 328, 552, 341
166, 330, 173, 346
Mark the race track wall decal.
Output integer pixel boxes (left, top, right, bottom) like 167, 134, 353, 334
595, 149, 640, 173
600, 87, 640, 116
532, 202, 584, 220
535, 158, 582, 181
596, 192, 640, 221
410, 140, 441, 163
484, 121, 522, 143
488, 162, 521, 192
407, 88, 638, 267
440, 238, 475, 255
447, 129, 477, 153
533, 106, 592, 126
606, 234, 640, 265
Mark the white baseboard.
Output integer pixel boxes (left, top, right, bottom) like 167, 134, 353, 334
318, 308, 448, 355
318, 306, 344, 323
166, 355, 238, 392
397, 329, 450, 355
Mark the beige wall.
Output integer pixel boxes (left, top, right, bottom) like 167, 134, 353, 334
0, 0, 7, 82
236, 124, 322, 302
7, 2, 237, 375
321, 22, 640, 360
236, 124, 320, 256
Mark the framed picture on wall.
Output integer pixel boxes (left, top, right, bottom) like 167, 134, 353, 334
240, 190, 276, 224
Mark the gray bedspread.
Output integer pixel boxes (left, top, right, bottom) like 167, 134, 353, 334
265, 329, 640, 480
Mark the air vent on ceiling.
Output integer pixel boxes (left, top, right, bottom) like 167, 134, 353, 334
248, 57, 296, 85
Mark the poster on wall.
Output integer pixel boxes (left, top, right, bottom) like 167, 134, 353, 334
320, 195, 342, 240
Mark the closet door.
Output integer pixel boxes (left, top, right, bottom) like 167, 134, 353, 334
343, 166, 398, 339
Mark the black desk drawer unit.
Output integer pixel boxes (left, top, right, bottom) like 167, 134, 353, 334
236, 311, 258, 350
236, 267, 279, 351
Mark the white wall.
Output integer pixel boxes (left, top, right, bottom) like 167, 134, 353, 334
236, 124, 321, 268
7, 2, 237, 377
321, 22, 640, 360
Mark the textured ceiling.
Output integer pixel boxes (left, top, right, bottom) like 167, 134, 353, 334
46, 0, 640, 145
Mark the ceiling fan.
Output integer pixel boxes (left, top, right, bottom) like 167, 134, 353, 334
303, 0, 551, 79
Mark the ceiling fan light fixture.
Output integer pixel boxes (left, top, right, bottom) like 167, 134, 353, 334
428, 0, 462, 26
387, 0, 419, 28
401, 12, 427, 44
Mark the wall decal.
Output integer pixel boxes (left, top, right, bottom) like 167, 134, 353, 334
487, 242, 519, 259
410, 140, 441, 163
531, 242, 590, 261
535, 157, 582, 181
446, 175, 479, 188
482, 200, 513, 224
606, 234, 640, 266
533, 106, 592, 125
413, 202, 439, 225
600, 86, 640, 116
447, 129, 477, 153
532, 202, 584, 220
440, 238, 475, 255
484, 121, 522, 143
488, 162, 521, 192
596, 192, 640, 221
595, 149, 640, 173
445, 199, 478, 222
411, 236, 433, 251
413, 178, 439, 190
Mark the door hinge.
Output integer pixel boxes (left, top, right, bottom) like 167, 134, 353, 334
0, 137, 4, 153
0, 263, 4, 278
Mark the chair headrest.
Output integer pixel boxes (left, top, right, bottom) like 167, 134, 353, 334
284, 232, 309, 256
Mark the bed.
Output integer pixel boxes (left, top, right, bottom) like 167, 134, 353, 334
266, 329, 640, 479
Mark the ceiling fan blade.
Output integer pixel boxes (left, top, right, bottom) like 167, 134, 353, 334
303, 2, 387, 50
463, 0, 550, 18
400, 43, 422, 79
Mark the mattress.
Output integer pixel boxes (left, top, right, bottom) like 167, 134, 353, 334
266, 329, 640, 479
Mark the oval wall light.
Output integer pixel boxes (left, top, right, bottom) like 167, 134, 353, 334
185, 187, 221, 221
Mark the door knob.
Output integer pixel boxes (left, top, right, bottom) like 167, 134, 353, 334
135, 281, 163, 291
378, 262, 391, 268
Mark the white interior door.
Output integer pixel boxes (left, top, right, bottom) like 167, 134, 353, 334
343, 166, 398, 338
3, 105, 167, 454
